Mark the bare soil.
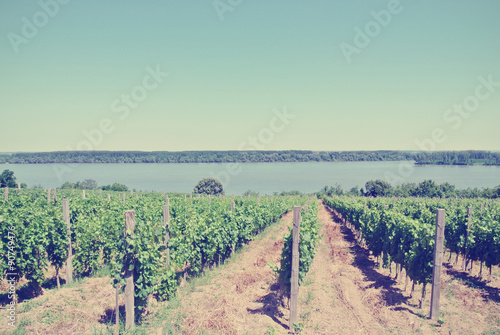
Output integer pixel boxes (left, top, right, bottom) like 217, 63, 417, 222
2, 201, 499, 334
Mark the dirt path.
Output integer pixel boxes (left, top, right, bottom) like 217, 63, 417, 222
4, 201, 499, 334
160, 200, 500, 335
292, 201, 386, 335
153, 211, 294, 334
296, 201, 500, 335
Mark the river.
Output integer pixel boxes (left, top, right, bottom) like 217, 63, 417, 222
2, 162, 500, 195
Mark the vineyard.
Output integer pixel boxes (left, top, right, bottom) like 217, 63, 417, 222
0, 188, 323, 333
322, 195, 500, 305
1, 189, 499, 334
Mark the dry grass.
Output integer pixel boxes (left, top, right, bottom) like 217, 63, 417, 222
2, 202, 500, 335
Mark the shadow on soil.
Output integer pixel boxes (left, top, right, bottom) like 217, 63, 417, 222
247, 282, 289, 331
443, 263, 500, 303
100, 305, 125, 325
324, 205, 409, 308
0, 276, 67, 306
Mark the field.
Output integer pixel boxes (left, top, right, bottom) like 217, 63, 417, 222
0, 189, 499, 334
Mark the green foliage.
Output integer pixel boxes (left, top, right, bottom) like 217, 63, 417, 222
322, 195, 500, 285
0, 169, 17, 188
101, 183, 129, 192
278, 202, 320, 294
193, 178, 224, 196
319, 180, 499, 199
243, 190, 259, 197
60, 179, 99, 190
0, 189, 305, 324
365, 180, 393, 197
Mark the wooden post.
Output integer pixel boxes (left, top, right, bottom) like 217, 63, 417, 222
52, 188, 56, 203
124, 210, 135, 330
464, 207, 472, 270
430, 209, 446, 320
303, 205, 308, 212
115, 286, 119, 335
123, 192, 126, 204
107, 194, 111, 201
82, 190, 85, 199
164, 202, 170, 266
190, 193, 192, 199
4, 187, 7, 200
47, 188, 51, 203
63, 199, 73, 284
289, 206, 301, 330
257, 197, 260, 205
480, 203, 484, 212
130, 190, 133, 196
135, 194, 138, 200
231, 201, 235, 211
99, 189, 102, 199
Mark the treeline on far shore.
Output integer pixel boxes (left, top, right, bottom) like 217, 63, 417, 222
319, 180, 500, 199
0, 150, 499, 165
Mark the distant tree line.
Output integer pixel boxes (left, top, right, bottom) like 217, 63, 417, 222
320, 180, 500, 199
60, 179, 129, 191
0, 150, 498, 165
0, 150, 413, 164
413, 151, 500, 166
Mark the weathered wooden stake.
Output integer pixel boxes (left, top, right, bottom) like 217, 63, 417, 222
430, 209, 446, 320
464, 207, 472, 270
107, 194, 111, 201
164, 202, 171, 266
63, 199, 73, 284
115, 286, 119, 335
4, 187, 7, 200
257, 197, 260, 205
82, 190, 85, 199
52, 188, 56, 203
124, 210, 135, 330
47, 188, 51, 203
289, 206, 301, 330
231, 201, 235, 211
123, 192, 126, 204
99, 189, 102, 199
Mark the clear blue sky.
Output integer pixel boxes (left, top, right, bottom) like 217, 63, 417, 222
1, 0, 499, 152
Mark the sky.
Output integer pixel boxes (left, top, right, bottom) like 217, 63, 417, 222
1, 0, 499, 152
